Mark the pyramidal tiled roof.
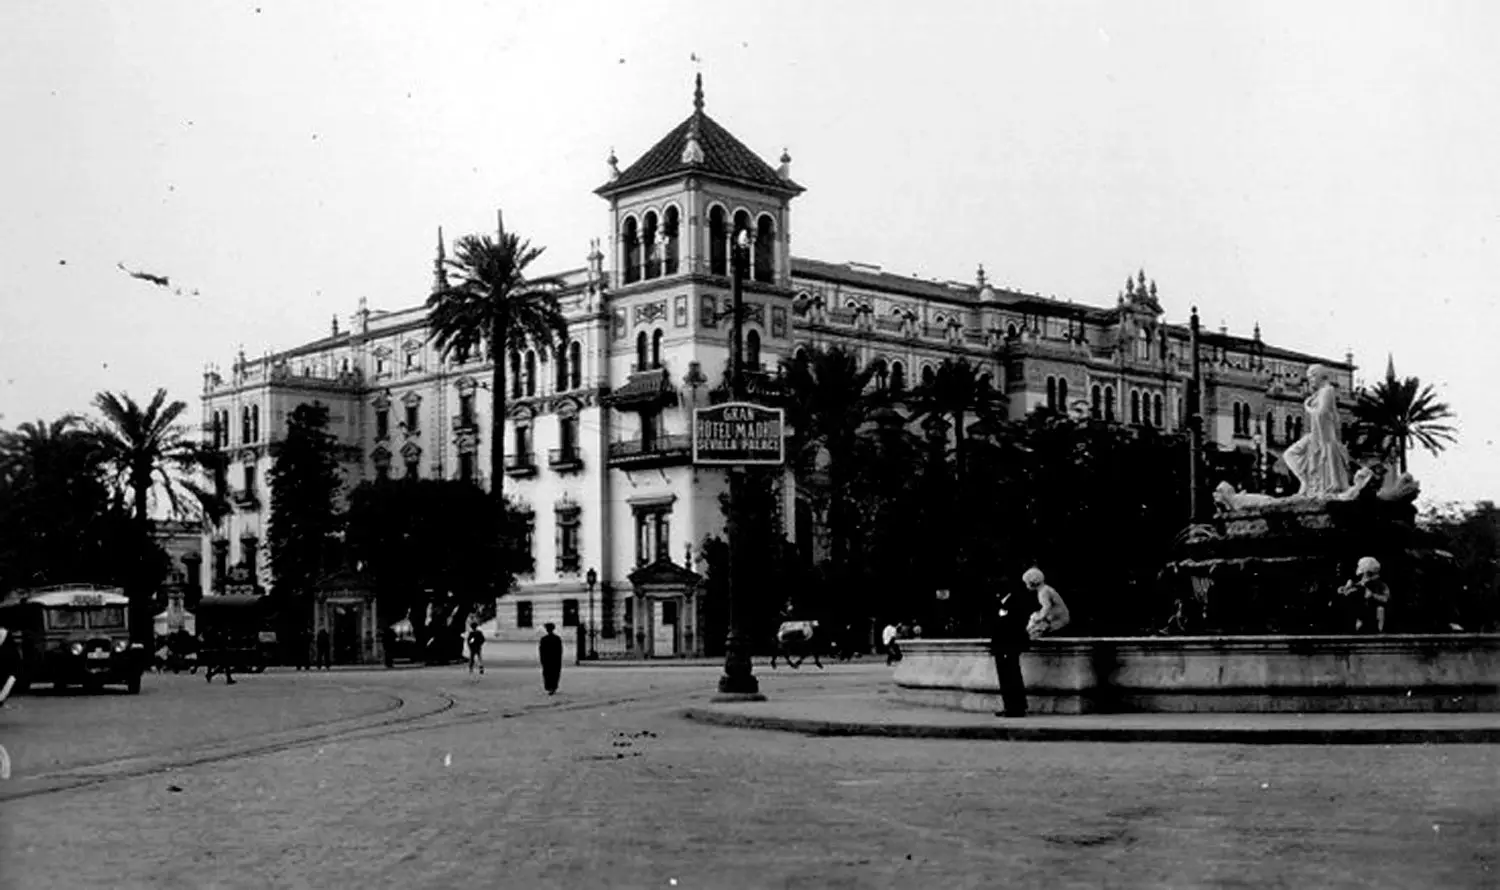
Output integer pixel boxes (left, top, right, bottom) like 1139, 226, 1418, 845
597, 76, 803, 198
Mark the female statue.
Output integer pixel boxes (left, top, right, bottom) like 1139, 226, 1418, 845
1282, 364, 1350, 497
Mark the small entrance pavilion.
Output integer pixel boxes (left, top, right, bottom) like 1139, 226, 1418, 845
626, 559, 705, 658
313, 568, 381, 665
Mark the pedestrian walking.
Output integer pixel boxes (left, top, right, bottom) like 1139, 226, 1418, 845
882, 622, 901, 666
0, 627, 19, 708
316, 628, 331, 670
203, 630, 237, 686
467, 622, 486, 675
990, 580, 1032, 719
539, 622, 563, 695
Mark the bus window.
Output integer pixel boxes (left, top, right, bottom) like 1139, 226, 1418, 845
45, 609, 86, 630
87, 607, 126, 628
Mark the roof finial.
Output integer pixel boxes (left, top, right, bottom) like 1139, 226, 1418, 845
693, 72, 704, 114
976, 263, 987, 288
433, 226, 449, 293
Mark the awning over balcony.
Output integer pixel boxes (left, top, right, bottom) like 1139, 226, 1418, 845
606, 369, 676, 410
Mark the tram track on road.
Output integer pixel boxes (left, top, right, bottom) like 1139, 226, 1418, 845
0, 682, 693, 803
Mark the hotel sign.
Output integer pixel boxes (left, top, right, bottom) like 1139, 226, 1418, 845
692, 402, 785, 466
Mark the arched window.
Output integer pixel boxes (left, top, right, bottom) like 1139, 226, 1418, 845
635, 331, 648, 371
663, 206, 680, 275
1131, 391, 1141, 424
652, 328, 664, 369
922, 365, 936, 387
510, 351, 522, 398
556, 339, 569, 391
643, 211, 660, 280
622, 217, 641, 284
569, 340, 582, 390
1046, 377, 1057, 411
1104, 386, 1116, 422
1154, 394, 1164, 428
1091, 385, 1102, 419
241, 408, 250, 443
754, 215, 775, 283
1006, 323, 1018, 339
708, 206, 727, 275
890, 361, 906, 394
524, 350, 537, 397
250, 405, 260, 442
745, 330, 761, 371
1058, 379, 1069, 413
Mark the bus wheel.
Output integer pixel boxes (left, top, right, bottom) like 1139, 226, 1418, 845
126, 674, 142, 695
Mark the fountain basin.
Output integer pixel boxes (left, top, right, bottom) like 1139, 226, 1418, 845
893, 635, 1500, 714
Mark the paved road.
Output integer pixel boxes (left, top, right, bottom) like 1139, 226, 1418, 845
1, 664, 1495, 889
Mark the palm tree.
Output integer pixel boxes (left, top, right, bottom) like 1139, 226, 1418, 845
427, 212, 566, 504
783, 346, 882, 573
1351, 359, 1457, 473
909, 358, 1006, 486
92, 388, 225, 529
0, 415, 106, 493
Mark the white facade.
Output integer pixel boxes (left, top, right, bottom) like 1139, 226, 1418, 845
200, 80, 1353, 656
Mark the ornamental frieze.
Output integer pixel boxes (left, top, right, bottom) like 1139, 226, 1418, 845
633, 300, 668, 327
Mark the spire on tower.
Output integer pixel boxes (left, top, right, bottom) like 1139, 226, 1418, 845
693, 72, 704, 114
432, 226, 449, 293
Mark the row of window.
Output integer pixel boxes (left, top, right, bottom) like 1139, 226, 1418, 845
1235, 403, 1306, 445
512, 594, 621, 636
512, 505, 670, 585
210, 406, 259, 448
620, 206, 777, 284
510, 340, 585, 399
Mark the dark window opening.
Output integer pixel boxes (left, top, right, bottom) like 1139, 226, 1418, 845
652, 329, 664, 369
636, 331, 648, 371
623, 218, 641, 284
568, 340, 582, 390
745, 329, 761, 371
510, 351, 522, 399
459, 452, 475, 483
405, 403, 419, 433
524, 351, 537, 397
643, 212, 660, 280
516, 601, 533, 629
663, 206, 680, 275
376, 408, 389, 439
754, 215, 775, 282
562, 599, 580, 627
708, 207, 727, 275
889, 361, 905, 394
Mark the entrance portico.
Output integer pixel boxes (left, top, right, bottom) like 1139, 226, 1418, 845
627, 558, 704, 658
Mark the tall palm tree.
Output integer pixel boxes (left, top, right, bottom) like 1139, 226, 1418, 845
92, 388, 225, 529
909, 358, 1006, 486
0, 415, 105, 492
427, 212, 566, 504
783, 346, 882, 572
1351, 360, 1457, 473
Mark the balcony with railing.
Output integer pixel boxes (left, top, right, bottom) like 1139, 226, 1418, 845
504, 452, 538, 478
548, 446, 584, 473
606, 434, 692, 470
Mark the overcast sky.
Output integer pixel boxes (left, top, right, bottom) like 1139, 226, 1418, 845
2, 2, 1496, 505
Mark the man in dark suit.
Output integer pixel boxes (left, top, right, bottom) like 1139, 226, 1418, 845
990, 585, 1031, 718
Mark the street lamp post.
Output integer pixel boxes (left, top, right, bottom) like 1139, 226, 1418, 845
585, 567, 597, 660
715, 231, 765, 701
1187, 305, 1204, 522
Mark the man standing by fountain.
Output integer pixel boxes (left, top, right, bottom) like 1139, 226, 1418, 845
990, 577, 1034, 719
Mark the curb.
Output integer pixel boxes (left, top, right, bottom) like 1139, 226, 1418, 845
679, 707, 1500, 745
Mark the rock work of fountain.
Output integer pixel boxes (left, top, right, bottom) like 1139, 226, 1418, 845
1159, 364, 1457, 636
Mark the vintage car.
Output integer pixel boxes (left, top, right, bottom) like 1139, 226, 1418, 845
0, 584, 147, 694
195, 594, 273, 676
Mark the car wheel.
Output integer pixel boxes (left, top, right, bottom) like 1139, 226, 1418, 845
126, 674, 142, 695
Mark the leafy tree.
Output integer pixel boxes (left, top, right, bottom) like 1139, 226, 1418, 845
1421, 500, 1500, 632
0, 417, 163, 619
783, 345, 881, 576
909, 357, 1005, 486
344, 479, 531, 661
92, 388, 226, 529
1351, 359, 1457, 473
426, 214, 566, 504
266, 403, 344, 626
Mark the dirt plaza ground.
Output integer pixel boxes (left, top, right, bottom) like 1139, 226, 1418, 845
0, 663, 1495, 889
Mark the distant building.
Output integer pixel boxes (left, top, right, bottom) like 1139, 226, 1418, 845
199, 77, 1352, 657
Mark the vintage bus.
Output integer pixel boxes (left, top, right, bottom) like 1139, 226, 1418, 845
0, 584, 146, 694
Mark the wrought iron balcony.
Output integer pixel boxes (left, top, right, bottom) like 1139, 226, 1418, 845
607, 434, 692, 469
556, 552, 582, 574
503, 453, 538, 478
548, 446, 584, 472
